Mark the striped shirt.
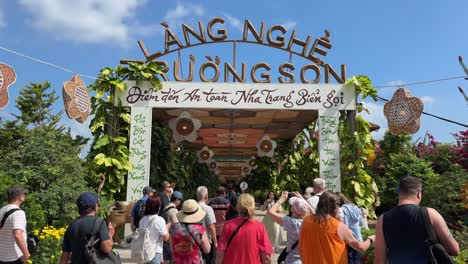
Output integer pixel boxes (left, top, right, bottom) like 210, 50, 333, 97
0, 204, 27, 262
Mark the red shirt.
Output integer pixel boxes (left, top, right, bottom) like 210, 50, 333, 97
218, 217, 274, 264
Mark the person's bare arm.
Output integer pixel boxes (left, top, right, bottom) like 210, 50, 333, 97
260, 252, 271, 264
60, 251, 71, 264
13, 229, 30, 262
261, 199, 270, 211
100, 222, 115, 253
216, 250, 224, 264
373, 215, 387, 264
429, 208, 460, 256
267, 191, 288, 226
209, 223, 218, 248
201, 232, 211, 254
338, 223, 373, 254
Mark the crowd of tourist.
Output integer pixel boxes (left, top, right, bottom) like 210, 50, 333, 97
0, 176, 461, 264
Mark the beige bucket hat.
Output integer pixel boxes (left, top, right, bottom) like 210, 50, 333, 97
176, 199, 206, 223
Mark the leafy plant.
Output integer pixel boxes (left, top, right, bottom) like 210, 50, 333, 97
451, 130, 468, 171
87, 62, 163, 198
423, 165, 468, 223
377, 152, 437, 211
30, 225, 66, 264
341, 76, 380, 217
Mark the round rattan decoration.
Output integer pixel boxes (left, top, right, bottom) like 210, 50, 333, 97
256, 135, 277, 157
176, 118, 195, 136
248, 158, 257, 167
197, 146, 214, 164
260, 140, 273, 152
169, 111, 202, 142
62, 75, 90, 123
200, 150, 210, 160
383, 88, 424, 135
0, 63, 17, 110
209, 161, 217, 169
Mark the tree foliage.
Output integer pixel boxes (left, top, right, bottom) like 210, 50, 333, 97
0, 82, 90, 230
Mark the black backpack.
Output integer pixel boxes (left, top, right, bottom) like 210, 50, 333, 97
82, 217, 121, 264
133, 200, 146, 228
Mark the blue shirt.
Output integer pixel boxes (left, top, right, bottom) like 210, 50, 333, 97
131, 195, 149, 217
342, 204, 363, 241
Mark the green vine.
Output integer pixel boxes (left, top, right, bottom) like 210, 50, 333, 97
87, 62, 163, 197
341, 75, 379, 217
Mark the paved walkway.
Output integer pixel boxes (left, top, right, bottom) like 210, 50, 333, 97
116, 208, 286, 263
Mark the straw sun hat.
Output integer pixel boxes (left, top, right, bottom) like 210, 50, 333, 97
177, 199, 206, 223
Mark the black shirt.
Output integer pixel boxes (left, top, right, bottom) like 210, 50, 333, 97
62, 215, 110, 264
383, 204, 429, 264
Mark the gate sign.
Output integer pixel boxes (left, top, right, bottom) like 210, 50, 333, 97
117, 81, 356, 110
240, 182, 248, 191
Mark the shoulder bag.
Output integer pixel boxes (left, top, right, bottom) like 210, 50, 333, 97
421, 207, 455, 264
277, 240, 298, 264
1, 208, 37, 253
83, 217, 122, 264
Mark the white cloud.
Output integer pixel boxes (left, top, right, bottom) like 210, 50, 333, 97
224, 14, 243, 32
387, 80, 405, 87
18, 0, 146, 44
281, 20, 297, 31
359, 101, 388, 140
420, 96, 435, 104
163, 3, 205, 27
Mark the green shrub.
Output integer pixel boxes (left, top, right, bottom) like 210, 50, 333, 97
422, 165, 468, 223
30, 225, 65, 264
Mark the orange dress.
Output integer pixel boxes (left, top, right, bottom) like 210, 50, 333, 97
299, 215, 347, 264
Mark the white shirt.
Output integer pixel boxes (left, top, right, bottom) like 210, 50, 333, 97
139, 215, 167, 254
0, 204, 27, 262
198, 201, 216, 239
306, 191, 324, 211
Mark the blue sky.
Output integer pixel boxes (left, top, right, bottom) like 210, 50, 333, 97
0, 0, 467, 149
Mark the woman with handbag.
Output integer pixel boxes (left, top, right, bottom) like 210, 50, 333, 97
216, 193, 273, 264
267, 191, 311, 264
133, 196, 170, 264
171, 199, 211, 264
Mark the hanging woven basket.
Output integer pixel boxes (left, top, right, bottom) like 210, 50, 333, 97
383, 88, 423, 135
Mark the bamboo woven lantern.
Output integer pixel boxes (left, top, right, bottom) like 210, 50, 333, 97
0, 63, 17, 110
62, 75, 91, 123
384, 88, 424, 135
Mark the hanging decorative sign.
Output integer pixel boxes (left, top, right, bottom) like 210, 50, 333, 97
240, 182, 248, 191
0, 63, 17, 110
384, 88, 423, 135
119, 81, 355, 110
197, 146, 214, 164
256, 135, 277, 157
123, 18, 347, 84
62, 75, 91, 123
168, 111, 202, 142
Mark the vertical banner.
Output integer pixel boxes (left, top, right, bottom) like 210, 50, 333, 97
318, 110, 341, 192
127, 107, 152, 202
